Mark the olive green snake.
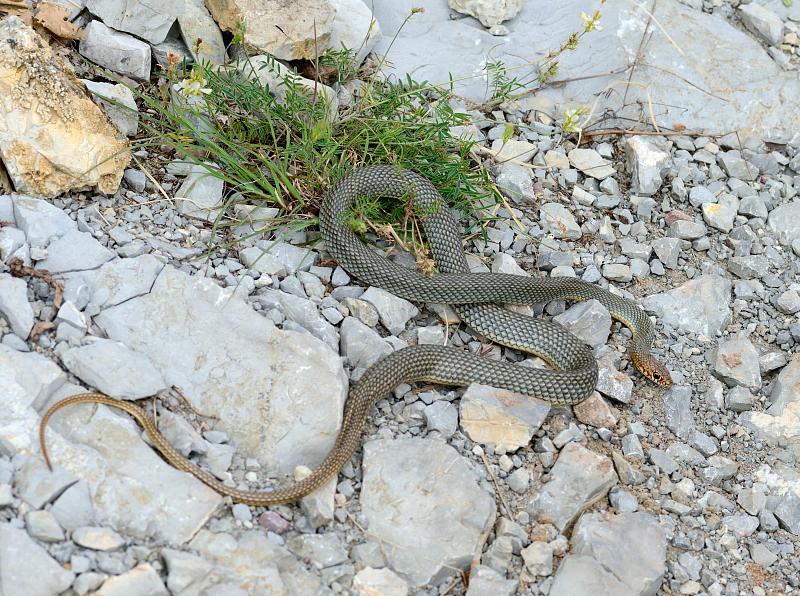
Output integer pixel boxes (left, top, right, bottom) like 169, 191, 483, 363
40, 165, 672, 506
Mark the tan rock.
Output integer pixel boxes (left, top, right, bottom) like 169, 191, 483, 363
448, 0, 523, 29
573, 391, 618, 429
0, 17, 129, 198
205, 0, 336, 60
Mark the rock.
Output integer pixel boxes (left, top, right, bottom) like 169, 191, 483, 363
494, 162, 533, 203
777, 289, 800, 314
702, 193, 739, 233
287, 533, 348, 568
94, 563, 167, 596
738, 3, 784, 45
35, 230, 114, 273
774, 492, 800, 535
255, 289, 338, 349
449, 0, 522, 28
741, 402, 800, 451
669, 220, 707, 240
726, 386, 754, 412
602, 264, 632, 283
768, 354, 800, 415
728, 255, 768, 280
360, 438, 496, 586
79, 20, 151, 81
528, 443, 617, 531
648, 448, 679, 474
767, 201, 800, 246
92, 265, 348, 477
189, 529, 323, 593
161, 549, 214, 594
353, 567, 408, 596
540, 203, 581, 239
491, 138, 537, 163
492, 252, 527, 276
595, 358, 634, 404
295, 465, 336, 529
340, 316, 393, 369
328, 0, 382, 64
61, 339, 167, 399
573, 392, 617, 428
51, 481, 95, 530
370, 1, 800, 140
424, 401, 458, 437
0, 275, 34, 338
178, 0, 227, 64
175, 164, 225, 222
625, 136, 671, 195
568, 148, 615, 179
552, 512, 666, 594
722, 514, 759, 537
662, 385, 694, 440
465, 565, 517, 596
207, 0, 335, 60
459, 383, 550, 452
82, 80, 139, 137
123, 169, 146, 193
0, 19, 129, 197
750, 544, 778, 567
553, 300, 611, 348
521, 541, 553, 576
25, 509, 64, 542
0, 523, 75, 595
717, 151, 758, 181
737, 486, 767, 516
360, 287, 419, 335
73, 526, 125, 551
709, 336, 761, 389
643, 275, 731, 336
612, 452, 645, 486
86, 0, 181, 44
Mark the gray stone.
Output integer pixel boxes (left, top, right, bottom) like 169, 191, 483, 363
643, 275, 731, 336
50, 481, 95, 530
175, 165, 225, 222
602, 263, 632, 282
328, 0, 382, 64
494, 162, 533, 203
61, 339, 167, 399
767, 201, 800, 246
123, 169, 146, 192
737, 486, 767, 516
717, 151, 758, 181
507, 468, 530, 493
12, 456, 75, 509
726, 386, 754, 412
161, 549, 214, 594
750, 543, 778, 567
92, 562, 167, 595
553, 300, 611, 348
774, 492, 800, 535
370, 1, 800, 140
179, 0, 227, 64
625, 136, 670, 195
353, 567, 409, 596
459, 383, 550, 452
738, 3, 784, 45
361, 286, 419, 335
648, 448, 679, 474
728, 255, 769, 279
709, 336, 761, 389
540, 203, 581, 239
548, 554, 628, 594
11, 195, 76, 248
521, 541, 553, 576
568, 148, 615, 179
82, 80, 139, 137
25, 509, 64, 542
361, 438, 496, 586
491, 138, 537, 163
79, 20, 151, 81
662, 385, 694, 440
652, 237, 681, 269
722, 514, 759, 537
255, 289, 338, 349
612, 452, 645, 486
609, 487, 638, 513
702, 193, 739, 233
287, 533, 348, 568
669, 220, 707, 240
688, 186, 716, 208
35, 230, 114, 273
0, 523, 75, 595
465, 564, 517, 596
86, 0, 182, 44
73, 526, 125, 550
424, 401, 458, 437
340, 316, 393, 369
491, 252, 527, 276
768, 354, 800, 415
0, 275, 34, 338
528, 442, 617, 531
777, 289, 800, 314
595, 358, 633, 404
563, 512, 666, 595
738, 195, 768, 219
242, 240, 315, 276
92, 265, 347, 478
85, 255, 164, 309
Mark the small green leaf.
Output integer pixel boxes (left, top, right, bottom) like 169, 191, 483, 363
501, 123, 515, 143
782, 0, 792, 7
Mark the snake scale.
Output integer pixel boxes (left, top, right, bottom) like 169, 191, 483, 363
40, 165, 672, 506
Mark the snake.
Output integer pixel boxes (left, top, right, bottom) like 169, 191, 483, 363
39, 165, 672, 506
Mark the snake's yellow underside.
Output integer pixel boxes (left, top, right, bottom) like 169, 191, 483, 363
40, 166, 671, 506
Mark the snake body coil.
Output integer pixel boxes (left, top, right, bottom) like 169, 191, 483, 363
40, 166, 671, 506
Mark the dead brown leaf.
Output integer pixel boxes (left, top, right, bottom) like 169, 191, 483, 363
34, 2, 84, 40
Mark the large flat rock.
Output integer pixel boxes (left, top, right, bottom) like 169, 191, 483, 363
94, 265, 348, 475
370, 0, 800, 141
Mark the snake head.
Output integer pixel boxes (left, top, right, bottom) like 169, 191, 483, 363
632, 353, 673, 388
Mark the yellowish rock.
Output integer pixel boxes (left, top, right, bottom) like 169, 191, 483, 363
0, 17, 129, 198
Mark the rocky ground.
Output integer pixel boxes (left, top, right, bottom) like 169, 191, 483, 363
1, 0, 800, 595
